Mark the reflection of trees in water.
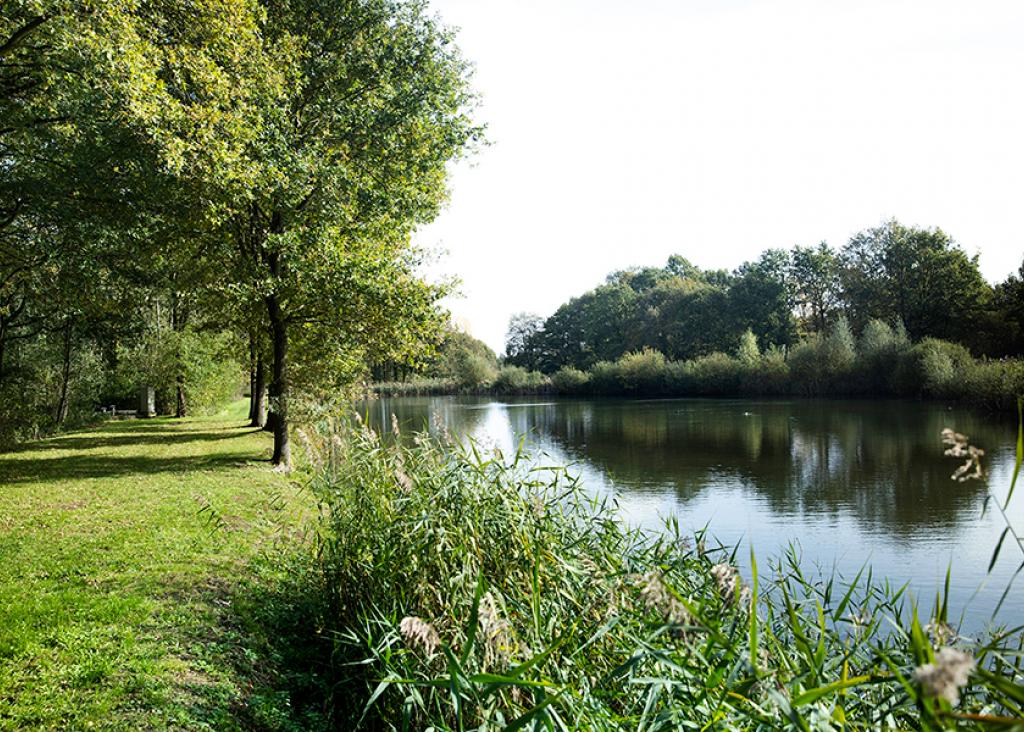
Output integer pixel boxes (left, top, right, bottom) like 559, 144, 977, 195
358, 396, 490, 442
359, 396, 1010, 540
504, 400, 1002, 539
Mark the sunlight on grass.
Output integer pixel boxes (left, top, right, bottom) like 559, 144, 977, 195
0, 401, 310, 729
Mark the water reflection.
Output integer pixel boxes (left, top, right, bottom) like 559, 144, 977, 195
358, 396, 1022, 629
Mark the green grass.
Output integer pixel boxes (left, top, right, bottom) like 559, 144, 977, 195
0, 400, 312, 730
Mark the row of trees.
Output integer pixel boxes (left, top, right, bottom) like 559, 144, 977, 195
505, 222, 1023, 373
0, 1, 479, 458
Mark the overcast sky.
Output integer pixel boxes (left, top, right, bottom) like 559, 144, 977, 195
415, 0, 1024, 353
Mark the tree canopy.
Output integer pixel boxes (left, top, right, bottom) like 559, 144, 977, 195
508, 221, 1013, 375
0, 1, 480, 454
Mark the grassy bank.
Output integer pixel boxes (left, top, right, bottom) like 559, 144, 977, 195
293, 420, 1024, 729
4, 399, 1024, 729
0, 401, 313, 729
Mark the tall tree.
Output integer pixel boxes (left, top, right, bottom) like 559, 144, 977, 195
840, 220, 990, 346
790, 242, 841, 334
504, 312, 544, 369
728, 249, 796, 349
992, 259, 1024, 356
225, 0, 479, 465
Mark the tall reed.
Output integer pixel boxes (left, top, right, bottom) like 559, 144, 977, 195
296, 419, 1024, 730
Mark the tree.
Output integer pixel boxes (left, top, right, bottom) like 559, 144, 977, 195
537, 284, 637, 371
840, 220, 991, 347
991, 259, 1024, 356
736, 329, 760, 366
790, 242, 841, 334
636, 277, 734, 359
440, 328, 497, 387
728, 249, 796, 349
504, 312, 544, 369
665, 254, 704, 280
225, 0, 479, 465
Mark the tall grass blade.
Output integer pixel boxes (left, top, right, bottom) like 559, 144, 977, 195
990, 528, 1011, 574
749, 545, 759, 673
1004, 397, 1023, 511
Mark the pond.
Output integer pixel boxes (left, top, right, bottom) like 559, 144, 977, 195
358, 396, 1023, 632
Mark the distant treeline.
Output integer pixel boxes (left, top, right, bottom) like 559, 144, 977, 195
374, 220, 1024, 406
504, 220, 1024, 373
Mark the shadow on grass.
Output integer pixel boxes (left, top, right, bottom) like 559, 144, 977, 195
0, 452, 266, 484
0, 423, 270, 484
28, 429, 260, 452
152, 560, 336, 730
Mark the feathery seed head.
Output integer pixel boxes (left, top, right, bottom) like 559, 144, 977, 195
400, 616, 440, 656
638, 571, 692, 627
913, 647, 975, 705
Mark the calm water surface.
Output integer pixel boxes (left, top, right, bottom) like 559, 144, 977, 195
360, 396, 1022, 631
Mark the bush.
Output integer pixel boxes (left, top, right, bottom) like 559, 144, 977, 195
907, 338, 975, 399
551, 366, 590, 395
735, 329, 760, 366
449, 350, 497, 389
742, 344, 790, 395
857, 319, 912, 394
588, 360, 620, 394
616, 349, 667, 394
491, 365, 549, 395
684, 352, 742, 395
787, 336, 827, 395
959, 359, 1024, 410
373, 378, 457, 397
294, 424, 1024, 729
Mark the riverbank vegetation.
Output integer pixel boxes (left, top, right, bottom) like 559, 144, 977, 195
374, 317, 1024, 409
279, 418, 1024, 729
5, 3, 1024, 730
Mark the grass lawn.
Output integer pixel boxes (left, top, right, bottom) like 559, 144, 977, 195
0, 401, 313, 730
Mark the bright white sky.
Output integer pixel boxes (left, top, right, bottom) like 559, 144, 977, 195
416, 0, 1024, 354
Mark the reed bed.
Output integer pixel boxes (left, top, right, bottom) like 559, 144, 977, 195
295, 420, 1024, 730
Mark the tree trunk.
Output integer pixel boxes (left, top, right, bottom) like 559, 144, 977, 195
248, 332, 257, 423
54, 318, 72, 426
250, 352, 266, 428
266, 292, 289, 466
176, 375, 187, 419
0, 321, 6, 387
172, 291, 188, 418
264, 214, 289, 466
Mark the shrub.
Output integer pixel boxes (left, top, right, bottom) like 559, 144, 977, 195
685, 352, 742, 395
787, 335, 828, 395
959, 359, 1024, 410
735, 329, 760, 366
857, 319, 912, 394
492, 365, 549, 395
908, 338, 975, 399
743, 344, 790, 395
551, 366, 590, 395
616, 349, 667, 394
823, 316, 857, 379
588, 360, 621, 394
449, 350, 497, 389
373, 378, 457, 397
